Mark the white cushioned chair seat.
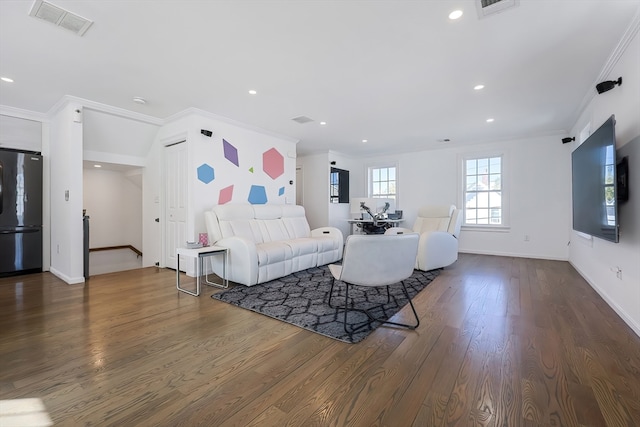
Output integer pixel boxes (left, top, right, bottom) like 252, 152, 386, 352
386, 204, 461, 271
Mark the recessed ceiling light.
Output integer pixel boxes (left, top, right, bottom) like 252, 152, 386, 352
449, 10, 463, 20
1, 77, 14, 83
474, 84, 485, 90
94, 164, 102, 168
133, 97, 146, 104
362, 139, 368, 143
486, 118, 495, 123
248, 90, 257, 95
320, 121, 327, 125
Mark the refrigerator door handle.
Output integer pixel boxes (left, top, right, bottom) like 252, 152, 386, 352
0, 228, 40, 234
0, 160, 3, 214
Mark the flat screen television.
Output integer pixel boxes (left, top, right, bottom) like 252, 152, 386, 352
571, 115, 619, 243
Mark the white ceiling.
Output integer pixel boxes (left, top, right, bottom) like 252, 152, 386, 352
1, 0, 638, 157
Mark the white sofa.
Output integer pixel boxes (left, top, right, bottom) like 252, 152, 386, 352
385, 205, 462, 271
204, 204, 343, 286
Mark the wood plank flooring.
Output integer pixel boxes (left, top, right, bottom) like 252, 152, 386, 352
1, 254, 639, 426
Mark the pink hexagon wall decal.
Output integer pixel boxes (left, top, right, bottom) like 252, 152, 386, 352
263, 148, 284, 179
218, 185, 234, 204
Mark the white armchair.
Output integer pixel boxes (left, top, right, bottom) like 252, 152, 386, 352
385, 205, 462, 271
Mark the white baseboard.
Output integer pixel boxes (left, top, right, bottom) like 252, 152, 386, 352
458, 249, 567, 261
569, 261, 640, 338
49, 267, 85, 285
458, 250, 640, 338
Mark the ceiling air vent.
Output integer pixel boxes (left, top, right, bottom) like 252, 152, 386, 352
291, 116, 314, 124
476, 0, 520, 19
29, 0, 93, 36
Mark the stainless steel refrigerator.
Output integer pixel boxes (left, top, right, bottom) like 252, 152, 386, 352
0, 148, 43, 276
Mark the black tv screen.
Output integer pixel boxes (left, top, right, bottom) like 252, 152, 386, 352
571, 115, 619, 243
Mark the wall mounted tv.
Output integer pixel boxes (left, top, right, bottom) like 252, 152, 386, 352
571, 115, 619, 243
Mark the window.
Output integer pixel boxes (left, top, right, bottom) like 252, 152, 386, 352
604, 145, 615, 226
330, 167, 349, 203
368, 165, 397, 201
463, 155, 503, 225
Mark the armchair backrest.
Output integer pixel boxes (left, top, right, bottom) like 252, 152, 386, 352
338, 234, 419, 287
413, 205, 462, 238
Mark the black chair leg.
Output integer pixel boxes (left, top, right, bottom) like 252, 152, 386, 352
328, 277, 337, 308
337, 281, 420, 334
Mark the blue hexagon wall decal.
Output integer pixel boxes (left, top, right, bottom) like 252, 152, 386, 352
197, 163, 215, 184
279, 187, 285, 196
248, 185, 268, 204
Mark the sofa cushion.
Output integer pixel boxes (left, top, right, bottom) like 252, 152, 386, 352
281, 205, 311, 238
256, 241, 293, 283
214, 204, 263, 243
285, 238, 318, 271
257, 219, 290, 243
256, 241, 292, 265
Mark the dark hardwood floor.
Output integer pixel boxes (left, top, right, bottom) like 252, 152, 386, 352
1, 254, 639, 426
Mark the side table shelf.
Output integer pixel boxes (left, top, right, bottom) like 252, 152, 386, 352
176, 246, 228, 296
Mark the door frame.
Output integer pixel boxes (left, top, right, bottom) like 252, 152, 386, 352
160, 132, 188, 269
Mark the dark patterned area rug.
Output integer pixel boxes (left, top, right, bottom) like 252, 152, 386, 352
211, 265, 440, 343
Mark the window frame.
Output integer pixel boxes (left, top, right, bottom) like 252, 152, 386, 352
366, 162, 398, 205
458, 151, 510, 231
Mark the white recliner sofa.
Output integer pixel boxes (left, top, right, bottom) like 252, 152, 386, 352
386, 205, 462, 271
204, 204, 343, 286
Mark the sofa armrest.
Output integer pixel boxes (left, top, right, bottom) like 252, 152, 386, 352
311, 227, 344, 262
417, 231, 459, 271
311, 226, 344, 242
211, 236, 259, 286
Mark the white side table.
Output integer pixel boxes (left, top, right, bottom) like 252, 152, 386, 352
176, 246, 228, 296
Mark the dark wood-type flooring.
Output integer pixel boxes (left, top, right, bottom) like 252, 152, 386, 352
1, 254, 639, 426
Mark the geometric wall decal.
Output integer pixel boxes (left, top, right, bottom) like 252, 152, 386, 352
278, 186, 285, 196
197, 163, 215, 184
219, 185, 234, 204
248, 185, 268, 204
249, 167, 254, 173
263, 147, 284, 179
223, 139, 239, 167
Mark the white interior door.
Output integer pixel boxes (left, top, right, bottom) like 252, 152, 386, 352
296, 166, 303, 206
164, 141, 187, 270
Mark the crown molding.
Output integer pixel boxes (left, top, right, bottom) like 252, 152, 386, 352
166, 107, 299, 144
47, 95, 164, 126
571, 7, 640, 127
0, 105, 49, 122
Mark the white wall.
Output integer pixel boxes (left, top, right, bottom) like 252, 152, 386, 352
188, 111, 298, 239
568, 28, 640, 336
49, 102, 84, 284
328, 151, 363, 240
142, 110, 298, 268
352, 134, 571, 260
0, 114, 42, 152
83, 168, 142, 250
296, 152, 330, 230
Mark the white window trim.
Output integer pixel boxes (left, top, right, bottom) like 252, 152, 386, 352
457, 150, 510, 231
366, 161, 399, 207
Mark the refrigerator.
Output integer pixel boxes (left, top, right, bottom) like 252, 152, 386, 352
0, 148, 43, 276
